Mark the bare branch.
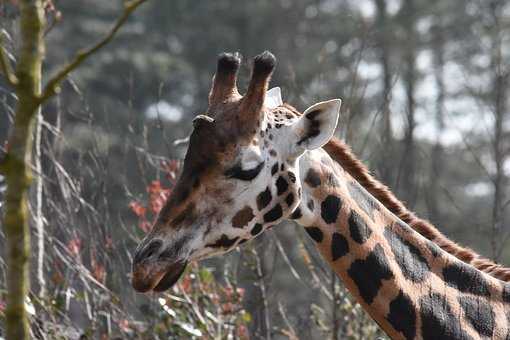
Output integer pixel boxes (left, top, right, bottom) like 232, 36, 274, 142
39, 0, 148, 103
173, 136, 190, 147
0, 33, 18, 87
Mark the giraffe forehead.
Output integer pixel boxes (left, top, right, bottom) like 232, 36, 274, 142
174, 104, 302, 207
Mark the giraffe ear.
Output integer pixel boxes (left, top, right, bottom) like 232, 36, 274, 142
265, 87, 283, 109
291, 99, 341, 151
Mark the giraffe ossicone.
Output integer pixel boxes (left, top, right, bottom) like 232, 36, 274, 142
132, 52, 510, 340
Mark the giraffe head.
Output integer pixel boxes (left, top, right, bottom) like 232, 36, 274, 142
132, 52, 341, 292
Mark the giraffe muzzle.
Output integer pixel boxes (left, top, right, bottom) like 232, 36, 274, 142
132, 236, 192, 292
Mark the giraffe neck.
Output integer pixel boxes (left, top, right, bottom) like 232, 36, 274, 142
293, 148, 510, 340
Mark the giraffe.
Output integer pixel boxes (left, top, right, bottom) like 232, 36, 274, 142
131, 52, 510, 339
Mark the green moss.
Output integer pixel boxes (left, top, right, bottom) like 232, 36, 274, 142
0, 1, 44, 339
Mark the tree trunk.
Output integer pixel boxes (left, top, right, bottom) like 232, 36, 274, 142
0, 1, 45, 339
427, 22, 446, 224
374, 0, 394, 186
397, 0, 418, 207
488, 0, 508, 260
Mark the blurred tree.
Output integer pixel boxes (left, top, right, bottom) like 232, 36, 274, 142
0, 1, 147, 338
396, 0, 420, 207
426, 9, 447, 225
373, 0, 395, 186
486, 0, 509, 260
451, 0, 510, 259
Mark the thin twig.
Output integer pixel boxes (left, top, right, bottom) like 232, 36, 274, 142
38, 0, 148, 103
277, 301, 298, 340
252, 246, 271, 340
272, 233, 305, 284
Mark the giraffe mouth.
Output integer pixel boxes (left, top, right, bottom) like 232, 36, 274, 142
132, 260, 188, 293
153, 261, 187, 292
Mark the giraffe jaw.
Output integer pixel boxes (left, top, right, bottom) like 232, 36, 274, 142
132, 260, 188, 293
152, 261, 187, 292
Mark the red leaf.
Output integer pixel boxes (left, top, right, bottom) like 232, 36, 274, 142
92, 263, 106, 283
138, 221, 151, 233
237, 324, 249, 339
147, 181, 170, 214
118, 319, 131, 333
51, 269, 64, 285
178, 274, 192, 294
91, 255, 106, 284
67, 238, 81, 257
147, 180, 162, 194
105, 236, 113, 250
129, 201, 146, 218
221, 302, 233, 314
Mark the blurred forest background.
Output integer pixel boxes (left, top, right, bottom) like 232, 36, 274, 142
0, 0, 509, 339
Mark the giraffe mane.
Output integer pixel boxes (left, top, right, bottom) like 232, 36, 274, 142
322, 137, 510, 282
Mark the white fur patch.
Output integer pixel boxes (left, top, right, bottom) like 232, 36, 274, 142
242, 145, 263, 169
265, 87, 283, 109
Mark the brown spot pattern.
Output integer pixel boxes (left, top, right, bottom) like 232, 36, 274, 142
232, 206, 254, 228
322, 137, 510, 282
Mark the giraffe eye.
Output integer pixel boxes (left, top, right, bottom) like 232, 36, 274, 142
225, 161, 265, 181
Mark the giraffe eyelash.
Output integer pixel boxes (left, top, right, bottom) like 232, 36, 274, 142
224, 161, 265, 181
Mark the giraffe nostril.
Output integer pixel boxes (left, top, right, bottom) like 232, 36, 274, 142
158, 247, 174, 260
134, 240, 163, 264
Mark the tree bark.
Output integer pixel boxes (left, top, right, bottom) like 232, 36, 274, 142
0, 1, 45, 339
